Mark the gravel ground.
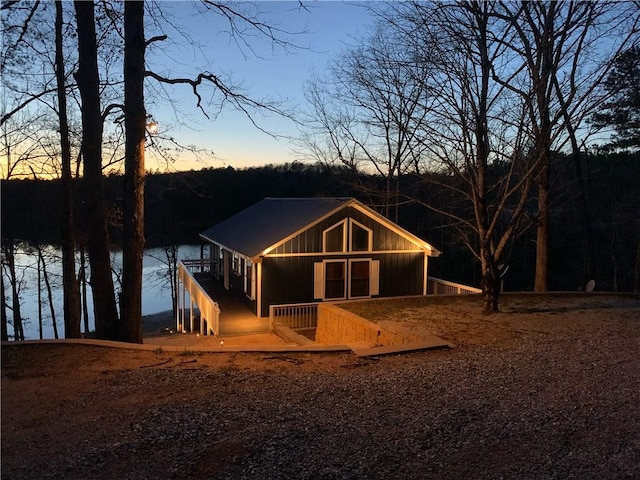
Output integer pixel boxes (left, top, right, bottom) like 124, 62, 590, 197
2, 294, 639, 479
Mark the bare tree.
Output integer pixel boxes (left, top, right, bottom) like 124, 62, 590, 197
55, 0, 81, 337
346, 1, 541, 312
1, 241, 25, 340
35, 245, 59, 339
115, 1, 307, 342
495, 1, 640, 291
119, 0, 146, 343
74, 0, 119, 339
146, 245, 180, 317
301, 25, 429, 221
1, 264, 8, 341
2, 0, 309, 341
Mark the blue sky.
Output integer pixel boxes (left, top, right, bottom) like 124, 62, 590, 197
146, 1, 375, 171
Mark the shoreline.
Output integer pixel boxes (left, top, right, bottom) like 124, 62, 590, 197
142, 309, 175, 334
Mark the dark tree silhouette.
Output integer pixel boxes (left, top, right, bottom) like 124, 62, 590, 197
74, 0, 119, 339
55, 0, 81, 338
593, 45, 640, 151
120, 0, 146, 343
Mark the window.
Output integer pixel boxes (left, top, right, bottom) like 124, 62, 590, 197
314, 259, 379, 300
350, 220, 372, 252
323, 218, 372, 253
232, 253, 240, 275
244, 261, 255, 299
323, 221, 346, 252
349, 260, 370, 298
324, 261, 346, 299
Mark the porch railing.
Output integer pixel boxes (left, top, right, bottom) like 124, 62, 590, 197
270, 303, 319, 330
181, 258, 211, 274
177, 260, 220, 335
428, 276, 481, 295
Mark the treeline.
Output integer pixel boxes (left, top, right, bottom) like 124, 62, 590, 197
2, 156, 638, 292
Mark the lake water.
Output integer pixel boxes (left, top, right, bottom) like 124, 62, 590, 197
4, 244, 203, 340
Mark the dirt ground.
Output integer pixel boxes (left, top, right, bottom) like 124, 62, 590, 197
2, 293, 639, 479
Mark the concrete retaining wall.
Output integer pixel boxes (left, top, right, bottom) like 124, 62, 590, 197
316, 303, 426, 347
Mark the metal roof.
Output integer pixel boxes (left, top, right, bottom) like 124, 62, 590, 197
200, 197, 352, 257
200, 197, 440, 258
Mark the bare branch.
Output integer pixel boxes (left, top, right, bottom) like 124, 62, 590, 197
145, 69, 293, 135
1, 88, 58, 126
102, 103, 124, 123
145, 34, 167, 47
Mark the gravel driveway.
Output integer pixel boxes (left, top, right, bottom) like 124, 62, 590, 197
2, 294, 639, 479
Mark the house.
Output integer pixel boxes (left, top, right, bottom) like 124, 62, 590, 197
195, 197, 441, 319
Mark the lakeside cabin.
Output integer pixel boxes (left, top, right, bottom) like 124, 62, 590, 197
176, 197, 478, 336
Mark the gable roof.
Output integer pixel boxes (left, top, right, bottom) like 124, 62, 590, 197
200, 197, 440, 258
200, 197, 351, 258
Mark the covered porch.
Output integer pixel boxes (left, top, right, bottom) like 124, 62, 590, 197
176, 260, 270, 336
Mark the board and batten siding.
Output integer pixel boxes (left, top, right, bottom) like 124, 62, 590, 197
261, 256, 316, 315
378, 252, 425, 296
260, 252, 425, 316
270, 206, 419, 255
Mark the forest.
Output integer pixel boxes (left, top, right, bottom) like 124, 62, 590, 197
3, 153, 638, 293
2, 1, 639, 343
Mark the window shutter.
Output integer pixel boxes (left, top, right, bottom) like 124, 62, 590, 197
250, 264, 256, 299
314, 262, 324, 299
370, 260, 380, 296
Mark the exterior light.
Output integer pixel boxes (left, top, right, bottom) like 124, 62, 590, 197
146, 114, 158, 134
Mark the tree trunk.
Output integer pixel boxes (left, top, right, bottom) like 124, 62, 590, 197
74, 0, 119, 340
635, 239, 640, 294
473, 3, 499, 314
1, 268, 8, 341
40, 250, 59, 339
78, 246, 90, 334
37, 248, 43, 339
480, 246, 500, 313
534, 160, 550, 291
163, 245, 179, 318
6, 242, 24, 341
120, 0, 146, 343
55, 0, 81, 338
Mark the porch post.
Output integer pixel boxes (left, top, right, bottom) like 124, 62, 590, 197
182, 279, 187, 331
189, 297, 194, 333
423, 252, 428, 296
256, 261, 262, 318
176, 274, 181, 332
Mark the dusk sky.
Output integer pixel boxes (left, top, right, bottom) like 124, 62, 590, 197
145, 1, 375, 171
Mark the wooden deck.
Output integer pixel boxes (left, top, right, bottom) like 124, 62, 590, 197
191, 274, 270, 336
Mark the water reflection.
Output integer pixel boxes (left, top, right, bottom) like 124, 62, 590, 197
3, 244, 203, 340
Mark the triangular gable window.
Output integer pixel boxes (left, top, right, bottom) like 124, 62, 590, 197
323, 218, 372, 253
323, 219, 347, 253
350, 219, 372, 252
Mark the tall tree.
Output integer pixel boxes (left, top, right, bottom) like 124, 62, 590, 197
340, 2, 540, 312
1, 265, 8, 341
592, 45, 640, 293
2, 241, 25, 340
74, 0, 119, 340
302, 25, 429, 221
497, 2, 640, 290
55, 0, 81, 338
119, 0, 146, 343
